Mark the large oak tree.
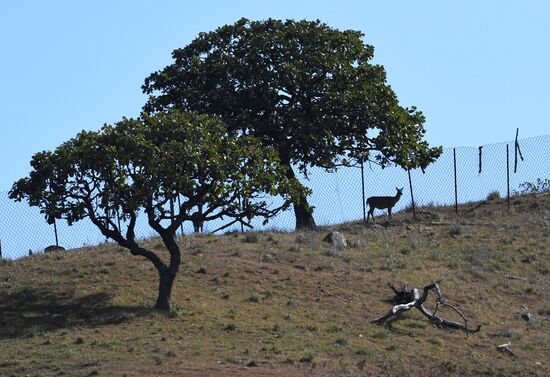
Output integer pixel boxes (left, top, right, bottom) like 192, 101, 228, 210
10, 110, 301, 310
143, 18, 442, 229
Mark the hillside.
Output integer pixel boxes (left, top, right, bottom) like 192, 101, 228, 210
0, 193, 549, 377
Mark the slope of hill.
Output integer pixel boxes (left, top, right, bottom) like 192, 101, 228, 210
0, 193, 549, 376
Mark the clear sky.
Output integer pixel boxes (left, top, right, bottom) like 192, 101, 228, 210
1, 0, 549, 191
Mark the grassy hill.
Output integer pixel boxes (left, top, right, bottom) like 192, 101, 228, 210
0, 193, 549, 376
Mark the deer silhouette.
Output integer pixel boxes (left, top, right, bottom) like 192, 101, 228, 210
190, 204, 204, 233
366, 187, 403, 223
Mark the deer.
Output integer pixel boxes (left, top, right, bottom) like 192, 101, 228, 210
366, 187, 403, 223
190, 204, 204, 233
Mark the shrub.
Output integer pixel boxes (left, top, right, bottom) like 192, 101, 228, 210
248, 294, 260, 303
299, 352, 314, 363
448, 222, 462, 236
335, 337, 348, 346
487, 191, 501, 201
224, 323, 236, 332
244, 233, 259, 243
513, 178, 550, 195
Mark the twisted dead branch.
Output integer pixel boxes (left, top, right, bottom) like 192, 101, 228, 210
372, 282, 481, 335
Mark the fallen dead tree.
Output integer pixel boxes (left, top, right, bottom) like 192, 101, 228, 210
372, 282, 481, 335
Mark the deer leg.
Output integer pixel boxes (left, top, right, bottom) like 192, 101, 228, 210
388, 207, 392, 219
368, 207, 375, 223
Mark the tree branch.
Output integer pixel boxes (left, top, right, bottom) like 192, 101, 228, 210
372, 282, 481, 335
87, 201, 166, 272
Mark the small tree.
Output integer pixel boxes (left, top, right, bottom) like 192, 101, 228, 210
143, 18, 442, 229
9, 110, 301, 310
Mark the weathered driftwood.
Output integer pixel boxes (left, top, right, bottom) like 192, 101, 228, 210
496, 342, 516, 357
372, 282, 481, 335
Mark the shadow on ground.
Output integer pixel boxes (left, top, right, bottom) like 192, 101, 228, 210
0, 287, 153, 339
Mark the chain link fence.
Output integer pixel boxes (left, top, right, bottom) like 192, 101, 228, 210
1, 135, 549, 259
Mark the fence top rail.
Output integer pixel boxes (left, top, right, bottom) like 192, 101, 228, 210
451, 133, 549, 150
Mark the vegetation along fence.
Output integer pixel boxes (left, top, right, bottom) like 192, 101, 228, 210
1, 134, 549, 259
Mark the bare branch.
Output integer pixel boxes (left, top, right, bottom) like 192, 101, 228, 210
372, 282, 481, 335
211, 218, 253, 234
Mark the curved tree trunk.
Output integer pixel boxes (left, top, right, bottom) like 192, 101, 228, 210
283, 161, 316, 230
154, 233, 182, 311
155, 267, 176, 311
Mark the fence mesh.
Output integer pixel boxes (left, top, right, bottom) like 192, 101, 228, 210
1, 135, 549, 259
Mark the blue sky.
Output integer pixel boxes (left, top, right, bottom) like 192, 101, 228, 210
1, 0, 549, 191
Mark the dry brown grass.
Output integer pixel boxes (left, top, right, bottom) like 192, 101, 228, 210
0, 193, 549, 376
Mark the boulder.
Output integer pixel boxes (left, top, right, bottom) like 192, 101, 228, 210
323, 231, 347, 250
44, 245, 66, 253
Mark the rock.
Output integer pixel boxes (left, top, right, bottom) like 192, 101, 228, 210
44, 245, 65, 253
196, 266, 207, 274
521, 312, 532, 322
323, 231, 347, 250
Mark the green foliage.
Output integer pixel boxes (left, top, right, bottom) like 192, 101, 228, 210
143, 18, 441, 174
9, 109, 302, 234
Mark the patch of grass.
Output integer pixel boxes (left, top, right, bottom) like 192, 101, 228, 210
440, 360, 459, 373
224, 323, 236, 332
429, 248, 445, 261
248, 293, 260, 303
335, 337, 348, 346
355, 237, 368, 249
243, 233, 259, 244
295, 232, 320, 249
448, 222, 462, 236
325, 246, 342, 257
299, 352, 314, 363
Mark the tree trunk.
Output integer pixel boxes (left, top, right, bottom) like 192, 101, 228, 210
155, 232, 182, 311
155, 267, 175, 311
283, 161, 316, 230
293, 195, 316, 230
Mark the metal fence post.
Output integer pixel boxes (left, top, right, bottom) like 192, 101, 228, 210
238, 194, 244, 233
407, 169, 416, 220
177, 195, 184, 236
360, 159, 366, 224
53, 218, 59, 247
170, 197, 175, 227
506, 144, 510, 209
116, 209, 121, 231
453, 148, 458, 215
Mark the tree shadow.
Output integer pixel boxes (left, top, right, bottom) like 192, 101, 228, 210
0, 287, 154, 339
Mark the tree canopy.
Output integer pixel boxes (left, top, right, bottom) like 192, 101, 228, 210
10, 110, 302, 310
143, 18, 441, 171
142, 18, 442, 228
